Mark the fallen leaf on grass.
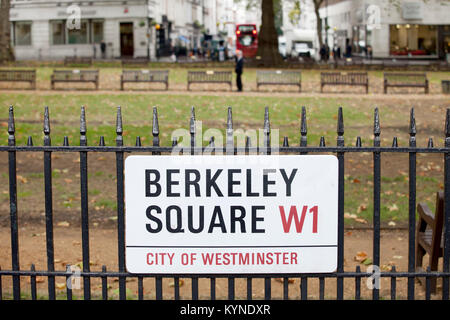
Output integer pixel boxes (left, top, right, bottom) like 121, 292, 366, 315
17, 175, 28, 184
56, 283, 66, 290
28, 276, 45, 284
169, 279, 184, 287
344, 213, 357, 219
354, 251, 368, 262
57, 221, 70, 227
355, 218, 367, 224
388, 221, 397, 227
393, 255, 403, 260
388, 204, 399, 212
357, 204, 367, 213
380, 264, 393, 272
275, 278, 295, 284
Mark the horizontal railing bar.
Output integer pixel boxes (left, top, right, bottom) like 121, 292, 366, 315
0, 146, 448, 153
1, 270, 449, 278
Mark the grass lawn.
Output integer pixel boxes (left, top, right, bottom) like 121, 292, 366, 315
0, 89, 449, 227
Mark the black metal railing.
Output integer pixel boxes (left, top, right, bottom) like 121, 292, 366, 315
0, 104, 449, 300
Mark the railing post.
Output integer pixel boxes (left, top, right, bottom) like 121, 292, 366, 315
408, 108, 417, 300
226, 107, 234, 155
43, 106, 56, 300
115, 106, 126, 300
8, 106, 20, 300
190, 106, 196, 156
300, 106, 307, 155
79, 106, 90, 300
373, 107, 381, 300
336, 106, 345, 300
443, 108, 450, 300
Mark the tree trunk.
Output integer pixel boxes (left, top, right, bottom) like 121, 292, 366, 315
0, 0, 14, 62
256, 0, 283, 67
313, 0, 324, 49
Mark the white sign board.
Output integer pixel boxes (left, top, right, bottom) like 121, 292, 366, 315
125, 155, 338, 274
402, 2, 423, 20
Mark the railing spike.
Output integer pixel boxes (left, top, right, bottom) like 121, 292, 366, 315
446, 108, 450, 138
427, 137, 433, 148
337, 107, 344, 136
63, 136, 69, 146
409, 108, 416, 135
320, 136, 326, 147
80, 105, 87, 134
135, 136, 142, 147
300, 106, 307, 147
44, 106, 50, 135
172, 136, 178, 147
264, 106, 270, 133
190, 106, 196, 134
392, 137, 398, 148
209, 136, 215, 147
152, 107, 159, 135
116, 106, 123, 147
116, 106, 123, 134
283, 136, 289, 147
99, 136, 105, 146
227, 106, 233, 130
8, 105, 15, 135
27, 136, 33, 146
245, 136, 251, 148
356, 136, 362, 147
373, 107, 380, 136
374, 107, 380, 147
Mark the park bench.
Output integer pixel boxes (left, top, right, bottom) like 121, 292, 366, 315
416, 191, 445, 293
121, 58, 149, 68
51, 69, 99, 90
187, 70, 232, 91
256, 70, 301, 92
320, 72, 368, 93
383, 73, 429, 94
64, 56, 92, 66
0, 69, 36, 89
120, 69, 169, 90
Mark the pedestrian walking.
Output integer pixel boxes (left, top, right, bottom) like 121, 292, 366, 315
235, 50, 244, 92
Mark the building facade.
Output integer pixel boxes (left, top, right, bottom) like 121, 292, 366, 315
9, 0, 217, 60
319, 0, 450, 59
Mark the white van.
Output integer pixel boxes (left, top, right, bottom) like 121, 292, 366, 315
285, 29, 318, 60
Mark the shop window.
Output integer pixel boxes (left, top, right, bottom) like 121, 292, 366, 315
390, 24, 437, 56
51, 20, 102, 45
68, 21, 88, 44
14, 22, 32, 46
92, 21, 104, 43
51, 21, 65, 45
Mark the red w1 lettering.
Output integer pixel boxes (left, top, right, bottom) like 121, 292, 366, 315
279, 205, 318, 233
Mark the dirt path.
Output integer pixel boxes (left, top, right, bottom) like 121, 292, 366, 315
0, 227, 443, 300
3, 88, 449, 99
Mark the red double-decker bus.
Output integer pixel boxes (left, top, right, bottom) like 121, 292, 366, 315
235, 24, 258, 58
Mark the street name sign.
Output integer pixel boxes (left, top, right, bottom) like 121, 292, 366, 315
125, 155, 338, 274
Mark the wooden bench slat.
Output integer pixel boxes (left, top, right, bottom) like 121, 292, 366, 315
256, 70, 301, 92
0, 70, 36, 90
121, 69, 169, 90
384, 72, 428, 93
187, 71, 232, 91
51, 69, 99, 90
320, 72, 368, 93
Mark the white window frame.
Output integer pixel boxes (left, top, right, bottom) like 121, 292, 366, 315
13, 21, 32, 46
